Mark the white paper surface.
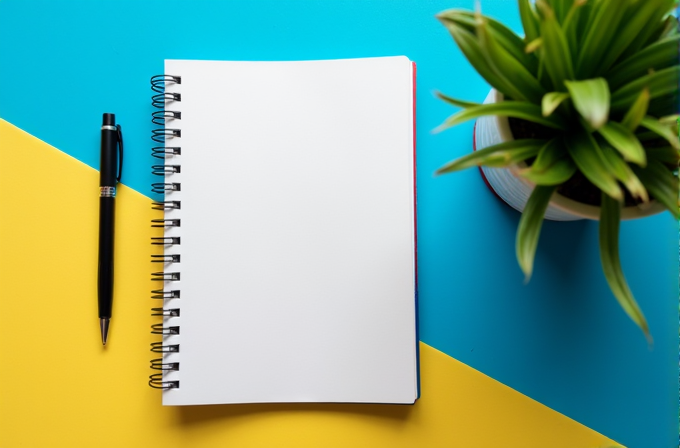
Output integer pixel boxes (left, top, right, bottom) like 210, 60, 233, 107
160, 57, 417, 405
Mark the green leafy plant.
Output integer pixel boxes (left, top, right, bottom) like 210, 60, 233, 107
436, 0, 680, 340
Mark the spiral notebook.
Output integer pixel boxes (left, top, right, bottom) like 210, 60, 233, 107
149, 57, 418, 406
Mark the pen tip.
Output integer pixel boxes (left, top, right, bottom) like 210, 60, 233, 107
100, 318, 110, 346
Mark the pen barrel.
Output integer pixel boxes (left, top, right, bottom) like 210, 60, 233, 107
98, 197, 115, 318
100, 129, 118, 186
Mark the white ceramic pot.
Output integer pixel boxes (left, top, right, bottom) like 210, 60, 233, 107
474, 89, 666, 221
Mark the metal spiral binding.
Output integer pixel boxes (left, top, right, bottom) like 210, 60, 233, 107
152, 201, 181, 210
151, 289, 180, 299
151, 254, 181, 263
151, 182, 181, 194
152, 165, 181, 175
151, 324, 180, 335
151, 342, 179, 353
152, 146, 181, 159
149, 373, 179, 390
152, 272, 180, 281
150, 358, 180, 370
151, 237, 180, 245
151, 307, 180, 317
151, 219, 181, 228
150, 73, 182, 390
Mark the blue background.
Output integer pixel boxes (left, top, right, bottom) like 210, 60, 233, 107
0, 1, 677, 446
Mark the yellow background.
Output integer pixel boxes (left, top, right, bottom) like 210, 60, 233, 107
0, 119, 619, 447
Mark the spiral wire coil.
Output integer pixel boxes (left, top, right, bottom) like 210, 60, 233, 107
149, 74, 182, 390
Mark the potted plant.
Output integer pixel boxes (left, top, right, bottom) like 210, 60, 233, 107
435, 0, 679, 340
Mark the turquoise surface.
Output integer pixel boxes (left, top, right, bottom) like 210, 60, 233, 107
0, 1, 677, 446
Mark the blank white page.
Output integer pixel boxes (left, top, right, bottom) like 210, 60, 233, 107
160, 57, 417, 405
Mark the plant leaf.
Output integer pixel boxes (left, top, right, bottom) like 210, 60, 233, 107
562, 0, 587, 63
438, 19, 520, 100
476, 15, 546, 103
575, 0, 627, 78
520, 157, 577, 185
597, 121, 647, 166
632, 159, 680, 219
621, 89, 650, 131
658, 14, 679, 40
599, 193, 651, 340
659, 114, 680, 126
518, 0, 540, 42
527, 138, 566, 172
437, 9, 539, 74
536, 2, 575, 90
436, 139, 546, 174
646, 146, 680, 165
610, 66, 680, 114
594, 0, 663, 75
542, 92, 570, 117
434, 90, 481, 108
599, 144, 649, 202
639, 116, 680, 150
565, 131, 624, 200
565, 78, 610, 130
434, 101, 564, 133
548, 0, 573, 24
606, 34, 680, 90
516, 185, 556, 281
620, 0, 678, 57
525, 37, 543, 54
648, 93, 680, 118
519, 137, 576, 185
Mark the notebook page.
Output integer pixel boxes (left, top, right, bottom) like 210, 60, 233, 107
162, 57, 416, 405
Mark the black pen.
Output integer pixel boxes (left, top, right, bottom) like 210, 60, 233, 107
98, 113, 123, 346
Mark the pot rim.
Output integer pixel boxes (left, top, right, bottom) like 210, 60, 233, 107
490, 89, 666, 221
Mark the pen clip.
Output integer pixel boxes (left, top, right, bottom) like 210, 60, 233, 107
116, 124, 124, 183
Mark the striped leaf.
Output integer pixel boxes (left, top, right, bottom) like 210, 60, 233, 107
437, 139, 546, 174
610, 66, 680, 114
639, 116, 680, 150
657, 14, 679, 40
516, 185, 557, 281
519, 138, 576, 185
594, 0, 662, 75
437, 9, 538, 73
527, 138, 566, 172
599, 144, 649, 202
434, 101, 564, 133
439, 19, 520, 100
565, 78, 610, 130
606, 35, 680, 90
621, 89, 650, 131
520, 157, 576, 185
565, 131, 623, 200
545, 0, 573, 24
620, 0, 678, 57
632, 159, 680, 219
536, 2, 575, 90
645, 146, 680, 165
575, 0, 595, 43
599, 193, 651, 340
518, 0, 540, 42
575, 0, 627, 78
542, 92, 570, 117
434, 90, 481, 108
647, 93, 680, 118
476, 15, 546, 103
597, 121, 647, 166
525, 37, 543, 54
659, 114, 680, 126
562, 0, 587, 64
